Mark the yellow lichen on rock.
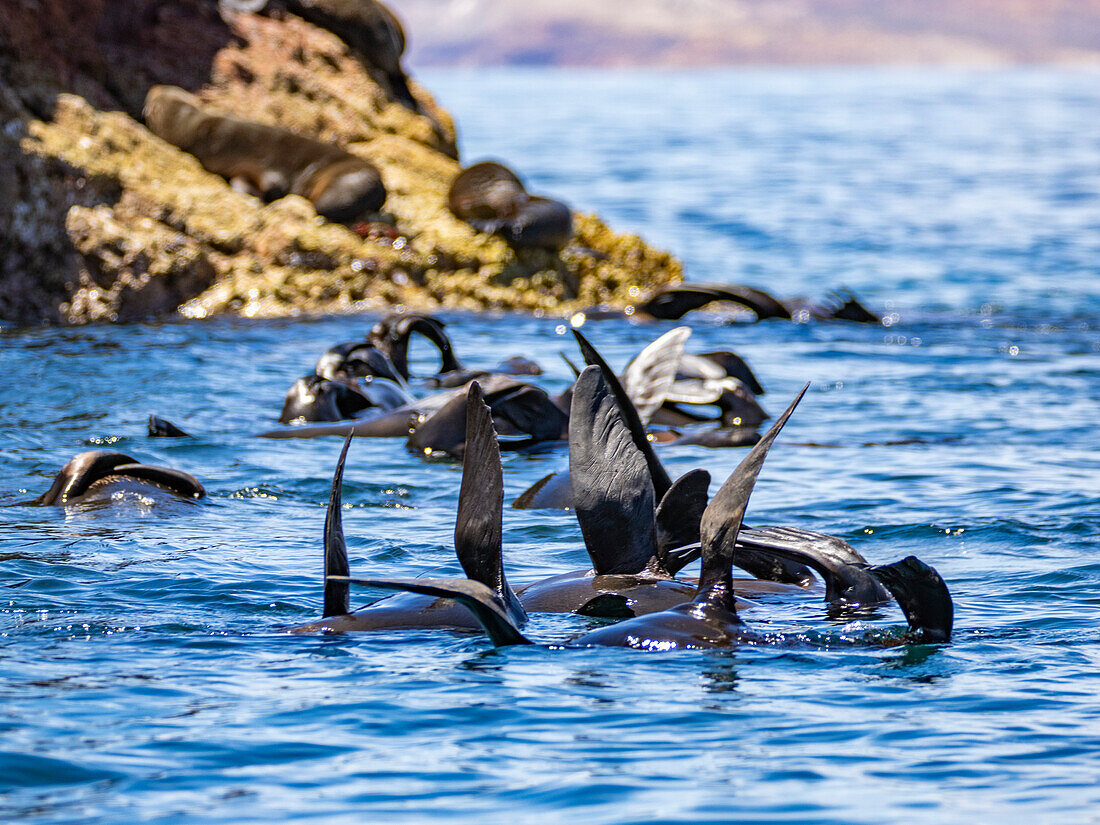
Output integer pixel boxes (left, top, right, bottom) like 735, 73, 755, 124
3, 3, 680, 325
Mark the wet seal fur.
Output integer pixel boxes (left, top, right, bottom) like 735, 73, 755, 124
28, 451, 205, 505
143, 85, 386, 222
448, 161, 573, 251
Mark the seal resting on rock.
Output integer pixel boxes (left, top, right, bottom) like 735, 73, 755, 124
448, 161, 573, 251
143, 85, 386, 222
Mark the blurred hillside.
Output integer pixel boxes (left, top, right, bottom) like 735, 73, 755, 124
389, 0, 1100, 67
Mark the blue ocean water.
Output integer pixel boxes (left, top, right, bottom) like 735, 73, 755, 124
2, 69, 1099, 823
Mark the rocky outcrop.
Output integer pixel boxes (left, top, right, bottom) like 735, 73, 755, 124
0, 0, 680, 326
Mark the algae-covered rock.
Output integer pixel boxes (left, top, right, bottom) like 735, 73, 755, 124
0, 0, 680, 326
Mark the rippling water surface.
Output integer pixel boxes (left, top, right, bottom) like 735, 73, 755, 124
2, 70, 1099, 823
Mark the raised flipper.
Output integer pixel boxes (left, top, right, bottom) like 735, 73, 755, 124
654, 469, 710, 572
696, 384, 810, 602
512, 471, 572, 510
699, 351, 766, 396
820, 290, 881, 324
735, 525, 889, 604
327, 576, 533, 647
620, 327, 691, 425
572, 329, 671, 498
570, 366, 657, 575
371, 313, 462, 380
322, 432, 354, 617
559, 352, 582, 378
455, 383, 526, 624
148, 415, 191, 438
870, 557, 953, 643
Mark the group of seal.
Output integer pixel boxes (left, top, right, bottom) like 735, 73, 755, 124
300, 366, 953, 649
144, 85, 387, 223
16, 312, 954, 658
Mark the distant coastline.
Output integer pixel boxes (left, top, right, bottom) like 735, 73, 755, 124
389, 0, 1100, 69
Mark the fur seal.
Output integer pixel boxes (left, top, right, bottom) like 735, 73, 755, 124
448, 161, 573, 251
340, 385, 954, 648
28, 451, 205, 506
143, 85, 386, 222
636, 284, 881, 324
279, 373, 410, 424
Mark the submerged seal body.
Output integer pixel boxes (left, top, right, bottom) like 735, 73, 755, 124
449, 161, 573, 251
143, 85, 386, 222
30, 451, 205, 506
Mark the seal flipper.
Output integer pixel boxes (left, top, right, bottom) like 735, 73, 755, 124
870, 556, 953, 643
696, 384, 810, 607
735, 526, 889, 603
148, 415, 192, 438
456, 383, 526, 624
327, 577, 532, 647
654, 469, 710, 574
570, 366, 657, 575
619, 326, 691, 426
699, 351, 766, 396
322, 432, 354, 618
572, 329, 672, 498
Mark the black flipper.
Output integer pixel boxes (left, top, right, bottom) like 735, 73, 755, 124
456, 383, 526, 624
870, 557, 953, 643
328, 576, 533, 647
512, 471, 572, 510
148, 415, 192, 438
371, 313, 462, 380
572, 329, 672, 498
322, 432, 354, 618
559, 352, 582, 379
699, 351, 766, 396
654, 469, 710, 574
569, 366, 657, 575
111, 464, 206, 499
735, 526, 889, 603
696, 384, 810, 604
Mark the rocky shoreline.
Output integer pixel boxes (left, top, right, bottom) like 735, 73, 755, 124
0, 0, 680, 326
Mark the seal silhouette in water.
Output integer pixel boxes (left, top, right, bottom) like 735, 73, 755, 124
332, 384, 954, 648
27, 451, 205, 505
449, 161, 573, 251
143, 85, 386, 223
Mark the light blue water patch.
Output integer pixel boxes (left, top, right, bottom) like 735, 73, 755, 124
2, 69, 1100, 823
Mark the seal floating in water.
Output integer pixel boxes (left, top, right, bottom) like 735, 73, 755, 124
448, 161, 573, 251
28, 451, 205, 506
143, 85, 386, 223
335, 384, 954, 649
